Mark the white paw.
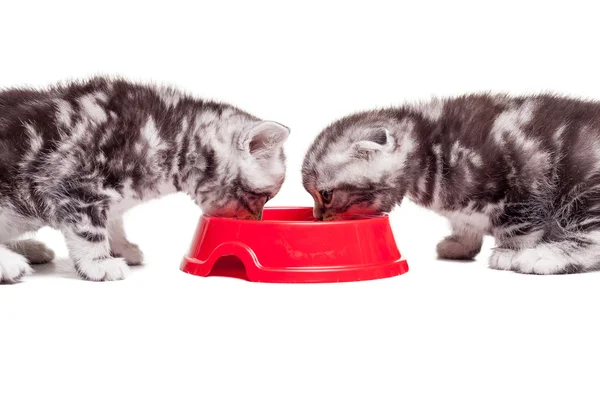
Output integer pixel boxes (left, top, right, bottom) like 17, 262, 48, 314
111, 242, 144, 266
489, 248, 516, 271
489, 247, 568, 274
512, 248, 566, 275
8, 239, 55, 264
75, 257, 129, 281
0, 248, 33, 283
437, 236, 481, 260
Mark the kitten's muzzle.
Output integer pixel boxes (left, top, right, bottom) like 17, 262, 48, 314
236, 208, 263, 220
244, 209, 263, 220
313, 208, 341, 221
313, 206, 325, 221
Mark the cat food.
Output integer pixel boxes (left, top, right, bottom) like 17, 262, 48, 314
180, 207, 408, 283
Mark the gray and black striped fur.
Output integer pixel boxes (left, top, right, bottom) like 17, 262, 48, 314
0, 77, 289, 282
302, 94, 600, 274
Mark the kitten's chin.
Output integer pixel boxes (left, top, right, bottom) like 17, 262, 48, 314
337, 205, 388, 220
239, 214, 262, 221
323, 209, 385, 221
203, 208, 261, 220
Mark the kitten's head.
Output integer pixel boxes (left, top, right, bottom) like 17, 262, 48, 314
302, 111, 414, 220
194, 117, 290, 220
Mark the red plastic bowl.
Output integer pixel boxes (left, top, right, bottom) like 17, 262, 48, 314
180, 207, 408, 283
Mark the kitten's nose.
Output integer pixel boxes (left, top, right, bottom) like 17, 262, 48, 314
313, 206, 324, 220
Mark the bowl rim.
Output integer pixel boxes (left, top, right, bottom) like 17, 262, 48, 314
201, 206, 389, 226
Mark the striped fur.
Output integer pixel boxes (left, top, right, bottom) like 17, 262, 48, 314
302, 94, 600, 275
0, 77, 289, 282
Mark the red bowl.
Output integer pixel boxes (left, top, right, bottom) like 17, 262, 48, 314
180, 207, 408, 283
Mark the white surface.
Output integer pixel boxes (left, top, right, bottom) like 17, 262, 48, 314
2, 1, 600, 399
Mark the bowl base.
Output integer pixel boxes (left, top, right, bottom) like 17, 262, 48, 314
181, 255, 408, 284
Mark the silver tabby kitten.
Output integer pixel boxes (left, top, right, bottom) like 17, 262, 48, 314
303, 94, 600, 275
0, 77, 289, 282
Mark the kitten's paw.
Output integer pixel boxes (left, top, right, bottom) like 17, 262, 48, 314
8, 239, 55, 264
512, 248, 568, 275
489, 247, 571, 274
111, 242, 144, 266
75, 257, 129, 281
489, 248, 517, 271
437, 236, 480, 260
0, 248, 33, 283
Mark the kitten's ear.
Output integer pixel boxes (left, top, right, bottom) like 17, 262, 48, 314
360, 126, 390, 145
351, 127, 391, 159
240, 121, 290, 158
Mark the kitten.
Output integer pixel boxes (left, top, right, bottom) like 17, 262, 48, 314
0, 77, 289, 282
302, 94, 600, 275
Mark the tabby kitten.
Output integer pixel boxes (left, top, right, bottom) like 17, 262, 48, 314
302, 94, 600, 275
0, 77, 289, 282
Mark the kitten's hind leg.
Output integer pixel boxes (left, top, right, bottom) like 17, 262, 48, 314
437, 221, 483, 260
108, 217, 144, 266
61, 211, 129, 282
490, 232, 600, 275
6, 239, 55, 264
0, 244, 33, 283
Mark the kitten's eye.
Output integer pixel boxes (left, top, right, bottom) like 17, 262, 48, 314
320, 190, 334, 205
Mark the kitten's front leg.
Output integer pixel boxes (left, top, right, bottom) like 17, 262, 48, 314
108, 217, 144, 266
62, 217, 129, 281
436, 221, 483, 260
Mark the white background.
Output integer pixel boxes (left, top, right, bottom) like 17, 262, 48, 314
2, 1, 600, 399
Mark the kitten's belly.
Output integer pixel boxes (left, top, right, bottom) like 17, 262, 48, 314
0, 207, 43, 241
110, 197, 143, 217
439, 205, 494, 234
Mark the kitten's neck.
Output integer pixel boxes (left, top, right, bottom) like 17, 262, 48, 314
388, 100, 448, 209
397, 98, 487, 212
156, 100, 255, 198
